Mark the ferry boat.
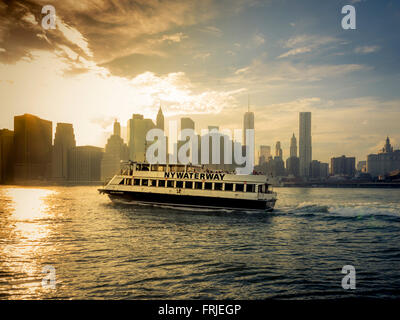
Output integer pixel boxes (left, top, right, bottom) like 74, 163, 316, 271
99, 162, 277, 211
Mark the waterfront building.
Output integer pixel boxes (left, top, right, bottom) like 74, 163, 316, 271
13, 114, 52, 181
330, 155, 356, 177
0, 129, 14, 183
101, 120, 129, 182
299, 112, 312, 177
271, 156, 285, 177
286, 156, 300, 177
68, 146, 103, 183
52, 123, 76, 181
310, 160, 329, 179
367, 137, 400, 177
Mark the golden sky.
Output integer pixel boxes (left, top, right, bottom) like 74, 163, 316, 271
1, 0, 399, 162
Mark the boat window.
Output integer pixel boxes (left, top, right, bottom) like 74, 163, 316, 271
185, 181, 193, 189
142, 179, 148, 186
236, 184, 244, 192
134, 179, 140, 186
126, 178, 132, 185
225, 183, 233, 191
176, 181, 183, 188
214, 182, 223, 191
119, 179, 125, 185
195, 181, 203, 190
167, 180, 174, 188
150, 180, 157, 187
246, 184, 255, 192
158, 180, 166, 187
204, 182, 212, 190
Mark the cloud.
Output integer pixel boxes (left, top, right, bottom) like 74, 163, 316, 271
252, 32, 265, 46
160, 32, 188, 43
354, 45, 380, 54
193, 52, 211, 60
129, 71, 242, 115
198, 26, 223, 37
278, 34, 340, 59
0, 0, 218, 66
227, 59, 369, 87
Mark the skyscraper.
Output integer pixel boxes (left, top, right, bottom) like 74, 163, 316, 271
275, 141, 282, 158
330, 155, 356, 177
13, 114, 52, 181
286, 133, 300, 177
290, 133, 297, 158
243, 111, 254, 147
52, 123, 76, 181
258, 145, 271, 165
156, 106, 164, 131
0, 129, 14, 183
101, 120, 129, 181
181, 117, 195, 131
127, 114, 156, 162
68, 146, 103, 183
299, 112, 312, 177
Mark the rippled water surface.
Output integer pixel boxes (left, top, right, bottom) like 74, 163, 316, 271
1, 186, 400, 299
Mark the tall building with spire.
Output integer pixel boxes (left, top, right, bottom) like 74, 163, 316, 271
52, 123, 76, 181
286, 133, 300, 177
367, 136, 400, 177
243, 96, 254, 145
383, 136, 394, 153
101, 120, 129, 181
243, 110, 254, 147
299, 112, 312, 177
156, 106, 164, 131
290, 133, 297, 158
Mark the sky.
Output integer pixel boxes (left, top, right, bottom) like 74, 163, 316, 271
0, 0, 399, 163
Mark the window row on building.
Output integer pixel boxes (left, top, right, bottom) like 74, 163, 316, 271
119, 177, 270, 193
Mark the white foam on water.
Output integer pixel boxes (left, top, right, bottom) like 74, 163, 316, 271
289, 201, 400, 218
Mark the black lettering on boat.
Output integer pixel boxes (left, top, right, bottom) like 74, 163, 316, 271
206, 173, 214, 180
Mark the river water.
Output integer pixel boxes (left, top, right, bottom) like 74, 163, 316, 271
0, 186, 399, 299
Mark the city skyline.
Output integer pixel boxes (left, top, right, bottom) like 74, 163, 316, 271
0, 1, 399, 164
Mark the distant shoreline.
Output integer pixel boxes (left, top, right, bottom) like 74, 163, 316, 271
1, 182, 400, 189
277, 182, 400, 189
0, 182, 103, 187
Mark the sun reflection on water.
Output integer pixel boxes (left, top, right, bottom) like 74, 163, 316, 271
0, 187, 56, 299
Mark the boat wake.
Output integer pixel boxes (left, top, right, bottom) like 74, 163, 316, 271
285, 201, 400, 219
